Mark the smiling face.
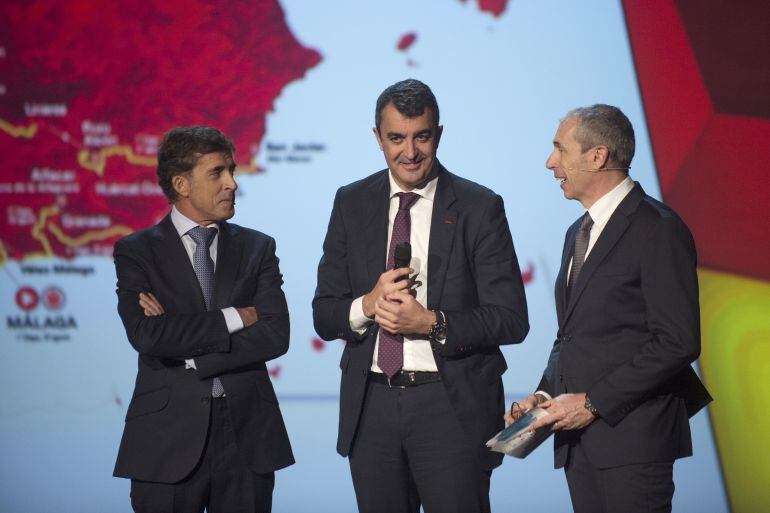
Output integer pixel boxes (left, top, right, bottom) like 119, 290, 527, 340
173, 151, 237, 224
374, 103, 442, 190
545, 117, 602, 208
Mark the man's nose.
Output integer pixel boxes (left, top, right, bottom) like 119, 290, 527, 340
405, 139, 417, 159
545, 151, 557, 170
223, 170, 237, 190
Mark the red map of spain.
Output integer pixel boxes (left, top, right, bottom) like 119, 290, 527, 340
0, 0, 321, 262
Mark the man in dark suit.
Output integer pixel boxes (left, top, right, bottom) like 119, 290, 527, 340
313, 79, 529, 513
506, 105, 711, 513
113, 126, 293, 513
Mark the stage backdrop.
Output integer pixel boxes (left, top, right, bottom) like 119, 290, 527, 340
3, 1, 764, 511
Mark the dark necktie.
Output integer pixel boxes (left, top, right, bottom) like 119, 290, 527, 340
187, 226, 224, 397
567, 212, 594, 300
378, 192, 420, 378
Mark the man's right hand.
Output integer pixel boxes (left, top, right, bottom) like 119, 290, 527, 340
362, 267, 413, 318
504, 393, 546, 426
236, 307, 259, 328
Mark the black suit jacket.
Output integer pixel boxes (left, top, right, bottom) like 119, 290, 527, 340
538, 183, 712, 469
113, 214, 294, 483
313, 164, 529, 470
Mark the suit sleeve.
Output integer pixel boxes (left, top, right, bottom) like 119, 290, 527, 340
441, 194, 529, 357
114, 238, 230, 359
194, 237, 290, 378
312, 189, 371, 343
588, 216, 700, 426
535, 224, 575, 395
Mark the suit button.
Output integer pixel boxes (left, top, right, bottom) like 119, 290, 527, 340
559, 374, 564, 382
201, 397, 210, 404
362, 370, 367, 376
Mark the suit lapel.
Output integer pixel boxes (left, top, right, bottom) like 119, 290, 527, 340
563, 184, 644, 324
427, 166, 457, 309
152, 214, 207, 311
212, 221, 242, 311
364, 171, 391, 287
555, 221, 579, 325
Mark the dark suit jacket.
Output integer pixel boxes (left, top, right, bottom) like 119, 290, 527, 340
538, 183, 711, 469
113, 213, 294, 483
313, 164, 529, 470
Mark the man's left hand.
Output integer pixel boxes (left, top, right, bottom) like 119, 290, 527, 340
139, 292, 165, 317
529, 393, 596, 432
375, 290, 434, 335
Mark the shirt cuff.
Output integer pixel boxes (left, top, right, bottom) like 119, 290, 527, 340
185, 359, 197, 370
222, 307, 245, 334
534, 390, 552, 401
349, 296, 372, 334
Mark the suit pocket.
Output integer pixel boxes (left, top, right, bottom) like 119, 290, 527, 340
482, 357, 508, 384
125, 388, 169, 420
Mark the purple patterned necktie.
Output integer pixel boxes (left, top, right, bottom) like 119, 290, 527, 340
187, 226, 225, 397
378, 192, 420, 378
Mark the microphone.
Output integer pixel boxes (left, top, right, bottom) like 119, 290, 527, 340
394, 242, 411, 270
565, 166, 630, 173
393, 242, 421, 295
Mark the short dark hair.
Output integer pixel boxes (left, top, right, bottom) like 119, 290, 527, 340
156, 126, 235, 203
564, 104, 636, 169
375, 79, 440, 131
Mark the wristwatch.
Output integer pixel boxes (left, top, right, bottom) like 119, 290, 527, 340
428, 309, 446, 341
584, 395, 599, 416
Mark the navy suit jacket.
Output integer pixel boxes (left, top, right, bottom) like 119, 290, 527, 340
538, 183, 711, 469
113, 213, 294, 483
313, 164, 529, 470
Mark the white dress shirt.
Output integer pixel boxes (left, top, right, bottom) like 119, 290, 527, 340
348, 171, 443, 373
170, 206, 244, 369
566, 176, 635, 279
537, 176, 634, 400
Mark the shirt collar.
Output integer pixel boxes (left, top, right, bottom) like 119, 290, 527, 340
170, 205, 219, 238
387, 170, 438, 202
586, 176, 634, 230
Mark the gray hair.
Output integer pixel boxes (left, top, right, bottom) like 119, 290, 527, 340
564, 104, 635, 169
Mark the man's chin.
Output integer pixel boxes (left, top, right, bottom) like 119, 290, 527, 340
216, 206, 235, 221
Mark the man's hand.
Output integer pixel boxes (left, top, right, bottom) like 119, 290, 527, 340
504, 393, 546, 426
236, 306, 259, 328
362, 268, 413, 318
529, 393, 596, 432
139, 292, 165, 316
375, 290, 434, 335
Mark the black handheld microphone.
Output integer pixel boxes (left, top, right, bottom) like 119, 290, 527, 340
394, 242, 411, 270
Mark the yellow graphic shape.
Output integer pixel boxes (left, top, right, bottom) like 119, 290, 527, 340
0, 118, 38, 138
27, 204, 132, 259
29, 204, 60, 257
77, 146, 156, 175
46, 221, 132, 246
698, 268, 770, 512
0, 240, 8, 268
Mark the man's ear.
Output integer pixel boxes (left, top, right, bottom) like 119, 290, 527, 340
592, 145, 609, 170
435, 125, 444, 149
373, 126, 383, 151
172, 174, 190, 199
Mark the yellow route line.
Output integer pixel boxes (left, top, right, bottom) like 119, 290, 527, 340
77, 146, 156, 175
30, 204, 59, 257
0, 118, 38, 138
46, 221, 132, 246
27, 203, 132, 260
